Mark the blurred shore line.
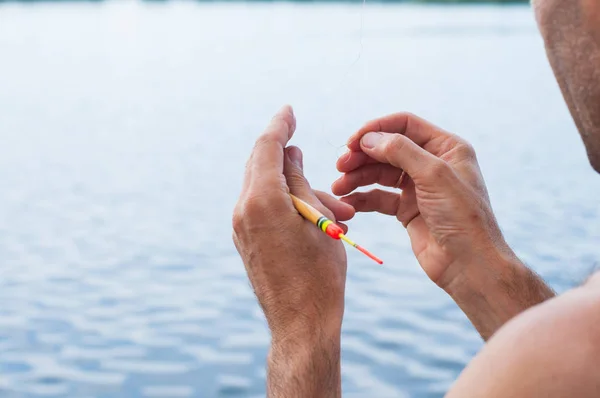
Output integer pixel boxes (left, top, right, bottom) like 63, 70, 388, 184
0, 0, 529, 3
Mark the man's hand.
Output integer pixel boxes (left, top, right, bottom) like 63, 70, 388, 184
333, 113, 554, 340
232, 106, 353, 397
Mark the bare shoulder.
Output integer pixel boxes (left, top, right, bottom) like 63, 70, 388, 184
446, 272, 600, 398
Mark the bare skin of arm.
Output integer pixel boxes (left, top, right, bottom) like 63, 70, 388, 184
267, 328, 341, 397
334, 113, 555, 340
444, 2, 600, 394
446, 272, 600, 397
533, 0, 600, 171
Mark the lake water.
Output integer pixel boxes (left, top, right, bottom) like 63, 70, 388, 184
1, 2, 599, 397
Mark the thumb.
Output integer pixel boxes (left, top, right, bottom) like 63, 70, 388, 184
283, 146, 316, 201
283, 146, 334, 219
359, 132, 446, 181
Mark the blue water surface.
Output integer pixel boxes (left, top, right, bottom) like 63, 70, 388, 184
0, 2, 599, 397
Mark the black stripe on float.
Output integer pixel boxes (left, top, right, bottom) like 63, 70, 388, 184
316, 217, 327, 229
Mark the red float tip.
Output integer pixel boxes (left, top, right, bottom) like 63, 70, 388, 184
325, 223, 344, 239
356, 245, 384, 265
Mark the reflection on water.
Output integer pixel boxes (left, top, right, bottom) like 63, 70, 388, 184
0, 2, 599, 397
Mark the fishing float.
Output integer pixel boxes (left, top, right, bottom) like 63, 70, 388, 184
289, 194, 383, 265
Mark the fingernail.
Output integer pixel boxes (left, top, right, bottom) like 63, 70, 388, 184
361, 132, 383, 149
274, 105, 296, 134
279, 105, 294, 117
289, 146, 303, 169
338, 150, 350, 164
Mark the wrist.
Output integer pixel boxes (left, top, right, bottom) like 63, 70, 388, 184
444, 243, 523, 298
269, 328, 341, 364
270, 312, 343, 352
268, 320, 342, 398
443, 244, 554, 339
265, 287, 345, 347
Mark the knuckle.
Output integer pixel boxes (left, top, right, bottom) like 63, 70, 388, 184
456, 140, 477, 160
360, 166, 374, 182
402, 111, 418, 121
403, 112, 422, 133
384, 135, 406, 156
424, 159, 451, 180
244, 194, 270, 214
280, 117, 293, 135
266, 116, 293, 139
231, 206, 245, 234
254, 134, 272, 150
272, 111, 294, 132
286, 171, 308, 188
352, 192, 368, 207
234, 194, 270, 229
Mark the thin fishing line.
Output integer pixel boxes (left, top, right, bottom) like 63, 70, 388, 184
324, 0, 366, 104
317, 0, 367, 156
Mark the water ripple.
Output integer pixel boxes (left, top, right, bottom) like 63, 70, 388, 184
1, 2, 599, 397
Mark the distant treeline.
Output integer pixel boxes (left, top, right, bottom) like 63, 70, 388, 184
0, 0, 529, 3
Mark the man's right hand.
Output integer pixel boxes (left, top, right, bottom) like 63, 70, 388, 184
333, 113, 554, 340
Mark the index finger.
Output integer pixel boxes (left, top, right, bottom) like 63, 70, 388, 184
346, 112, 452, 153
245, 105, 296, 192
